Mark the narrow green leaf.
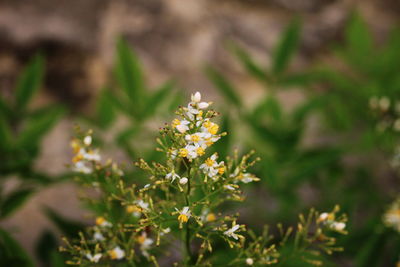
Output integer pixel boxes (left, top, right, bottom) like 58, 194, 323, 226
142, 80, 174, 119
15, 54, 44, 110
96, 89, 116, 129
344, 13, 373, 65
16, 106, 64, 148
272, 17, 301, 74
0, 227, 35, 266
115, 39, 144, 112
0, 189, 34, 218
205, 66, 242, 107
229, 43, 269, 83
35, 230, 58, 266
0, 114, 13, 151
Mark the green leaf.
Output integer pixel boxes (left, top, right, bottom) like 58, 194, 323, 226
0, 227, 34, 267
272, 17, 301, 74
142, 80, 175, 119
229, 43, 269, 83
205, 66, 242, 107
15, 54, 44, 111
35, 230, 58, 266
0, 189, 34, 218
96, 89, 116, 129
0, 114, 13, 151
115, 38, 144, 113
252, 96, 282, 122
344, 13, 373, 66
16, 106, 64, 149
44, 208, 85, 238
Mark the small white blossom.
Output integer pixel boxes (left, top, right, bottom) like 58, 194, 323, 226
109, 246, 125, 260
179, 177, 188, 185
246, 258, 254, 265
224, 224, 241, 240
86, 253, 102, 263
332, 222, 346, 231
93, 231, 104, 241
73, 161, 92, 174
83, 135, 92, 146
166, 170, 180, 182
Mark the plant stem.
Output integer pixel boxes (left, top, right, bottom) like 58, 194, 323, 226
184, 165, 193, 266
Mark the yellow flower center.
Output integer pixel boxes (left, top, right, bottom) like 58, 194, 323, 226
109, 250, 118, 260
208, 124, 219, 135
126, 205, 141, 213
206, 213, 216, 222
137, 234, 146, 244
96, 217, 106, 226
205, 138, 214, 146
218, 166, 225, 175
191, 135, 200, 142
172, 119, 180, 128
203, 121, 211, 128
197, 147, 205, 156
179, 148, 188, 157
70, 139, 81, 154
178, 214, 189, 223
72, 154, 83, 163
205, 158, 215, 167
197, 111, 203, 118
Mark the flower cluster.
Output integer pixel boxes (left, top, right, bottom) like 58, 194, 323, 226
62, 92, 347, 266
70, 132, 101, 174
383, 197, 400, 232
369, 95, 400, 132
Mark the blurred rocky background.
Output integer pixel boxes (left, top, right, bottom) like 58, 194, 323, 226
0, 0, 399, 262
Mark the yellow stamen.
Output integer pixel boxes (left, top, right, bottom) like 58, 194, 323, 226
72, 154, 83, 163
70, 139, 81, 154
109, 250, 118, 260
178, 214, 189, 223
137, 234, 146, 244
96, 217, 106, 226
208, 124, 219, 135
191, 135, 200, 142
218, 166, 225, 175
197, 147, 205, 156
126, 205, 141, 213
172, 119, 180, 128
205, 158, 215, 167
206, 213, 216, 222
179, 148, 188, 157
203, 121, 211, 128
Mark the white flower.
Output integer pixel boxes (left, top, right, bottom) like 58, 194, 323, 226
185, 132, 207, 147
239, 173, 259, 184
200, 154, 225, 178
331, 222, 346, 231
86, 253, 102, 263
176, 206, 191, 223
191, 92, 201, 103
166, 170, 180, 182
109, 246, 125, 260
318, 212, 329, 222
160, 227, 171, 236
198, 102, 209, 109
144, 184, 151, 189
179, 177, 188, 185
224, 184, 236, 191
246, 258, 254, 265
137, 232, 154, 258
96, 217, 112, 227
224, 224, 241, 240
79, 148, 101, 162
73, 161, 92, 174
172, 119, 190, 133
93, 231, 105, 241
379, 96, 390, 111
83, 135, 92, 146
136, 199, 149, 211
184, 144, 206, 160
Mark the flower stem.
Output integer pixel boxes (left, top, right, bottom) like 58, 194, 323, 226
184, 165, 193, 265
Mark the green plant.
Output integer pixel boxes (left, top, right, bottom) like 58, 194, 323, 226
62, 92, 347, 266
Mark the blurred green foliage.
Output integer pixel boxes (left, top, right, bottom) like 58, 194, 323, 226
1, 12, 400, 267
